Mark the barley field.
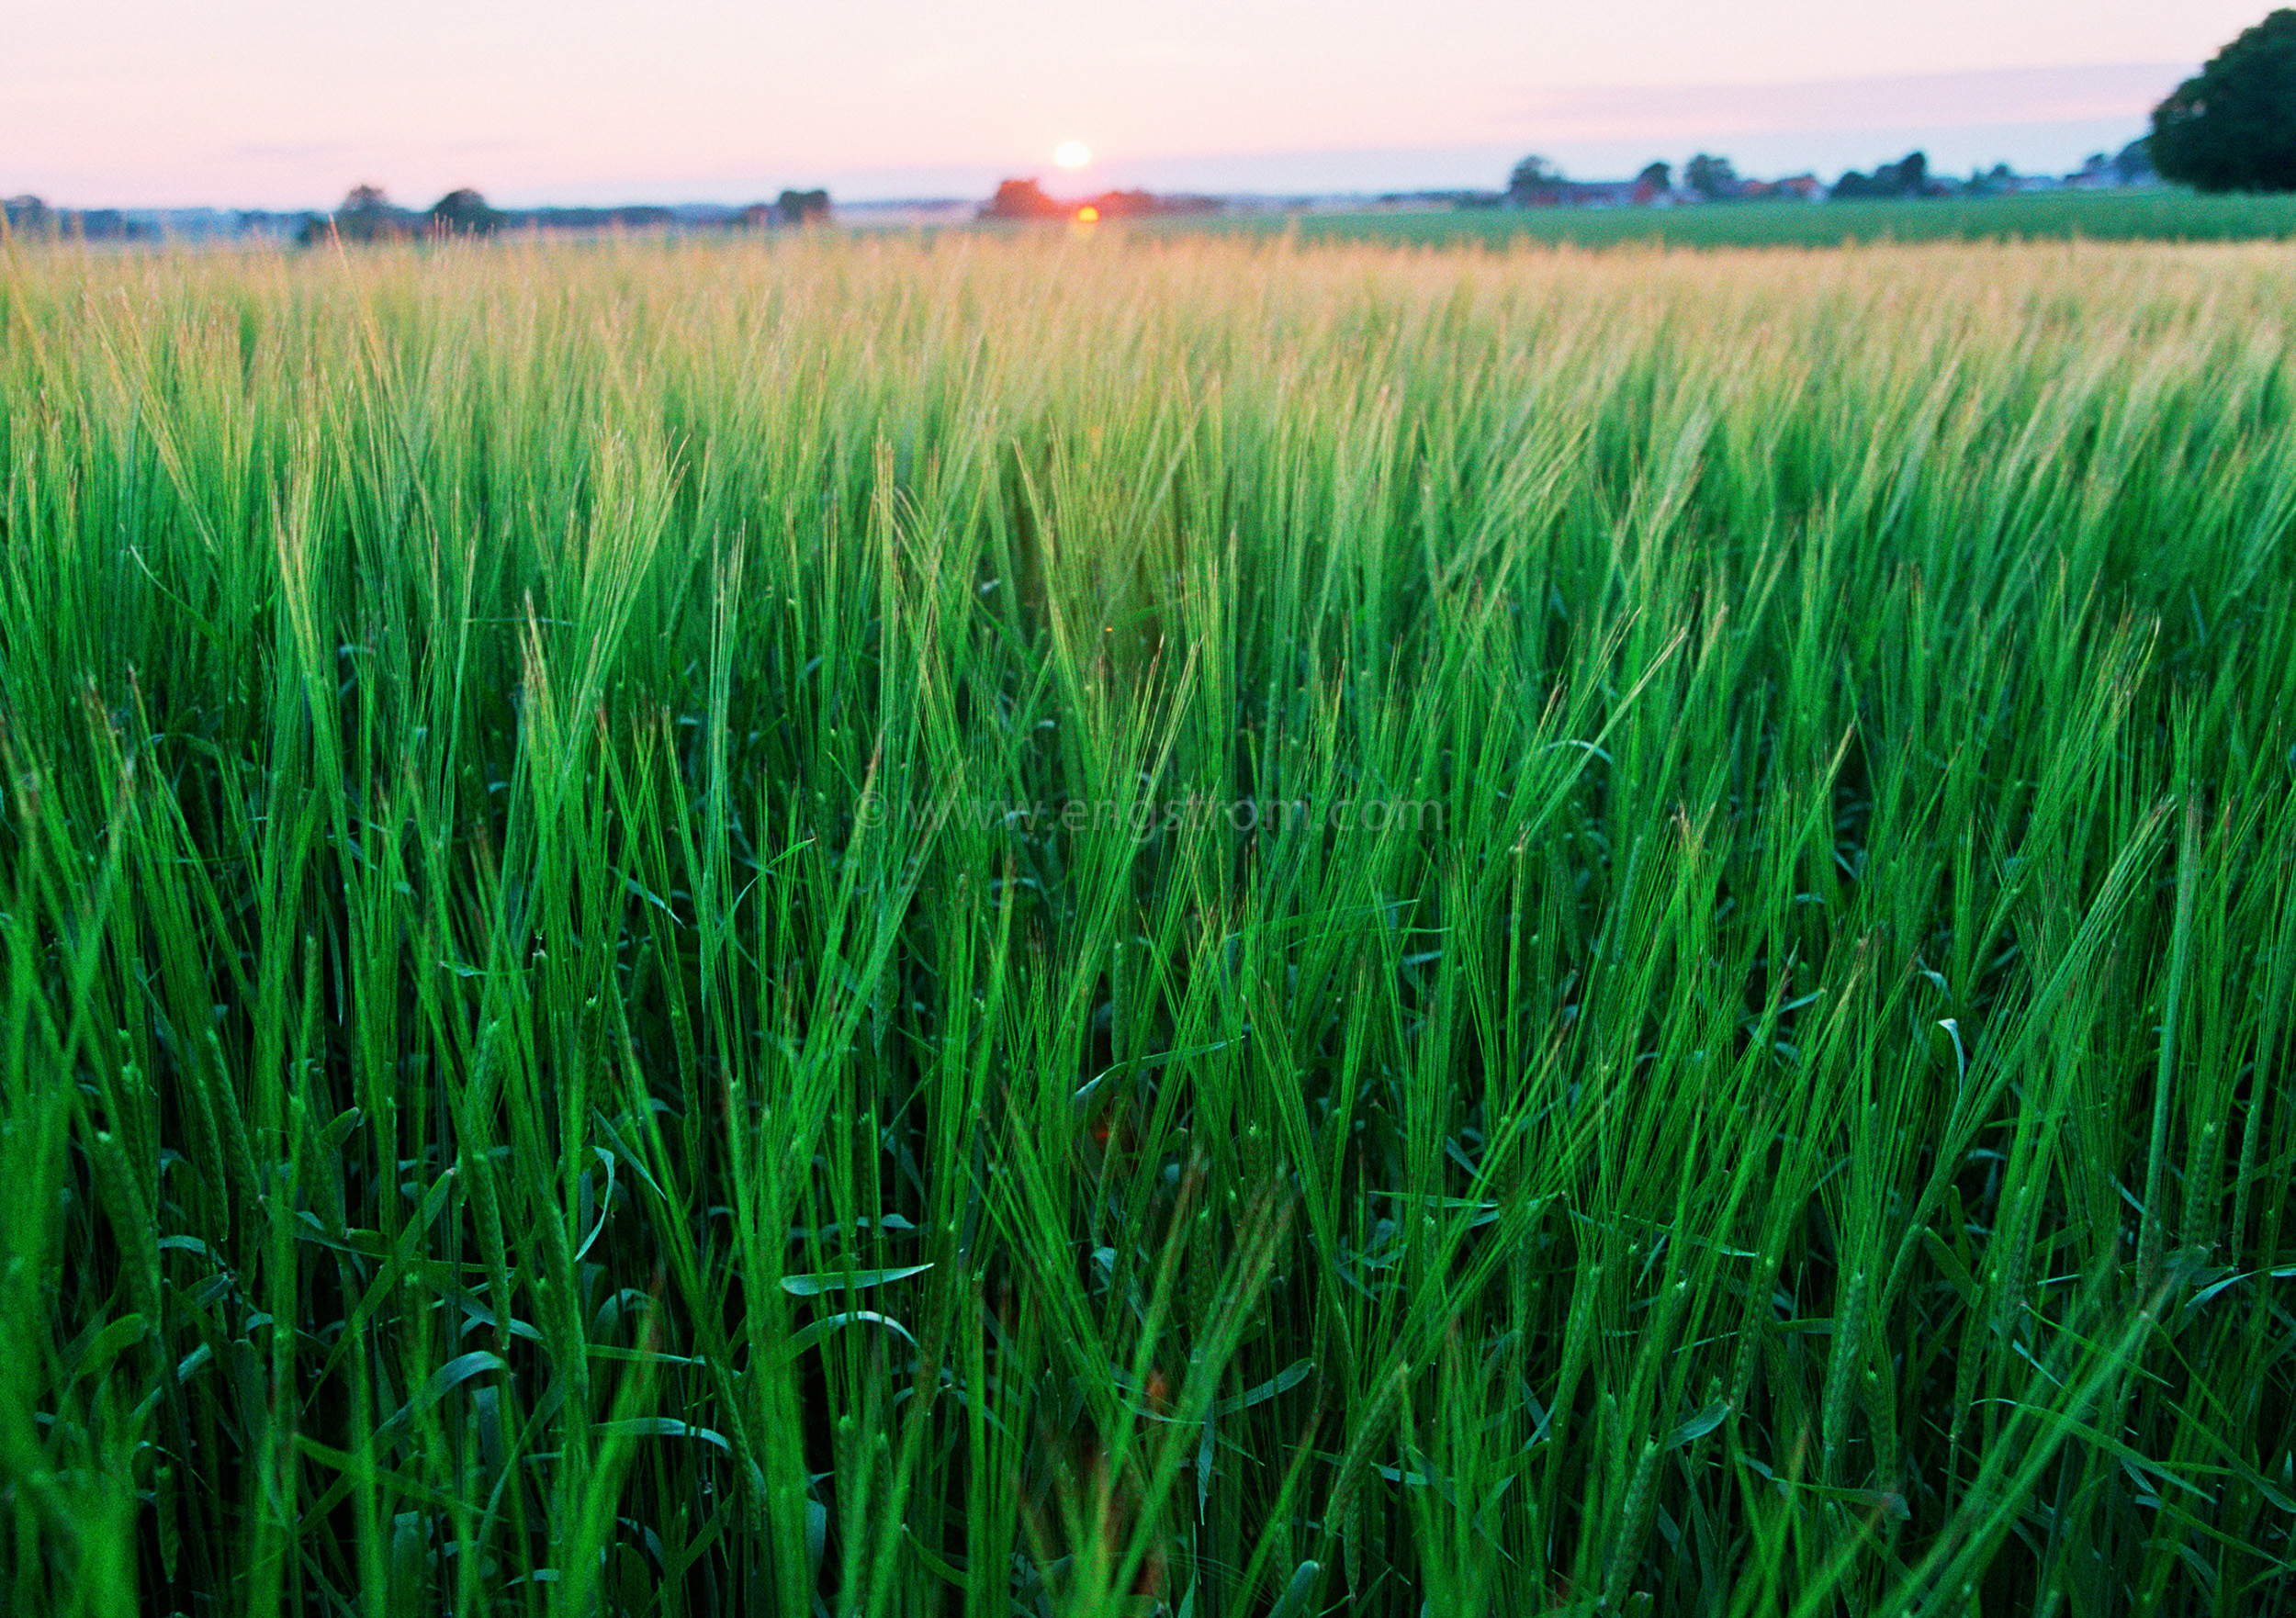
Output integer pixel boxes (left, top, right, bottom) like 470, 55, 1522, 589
2, 231, 2292, 1616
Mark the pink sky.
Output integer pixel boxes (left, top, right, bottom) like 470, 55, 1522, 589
2, 1, 2266, 207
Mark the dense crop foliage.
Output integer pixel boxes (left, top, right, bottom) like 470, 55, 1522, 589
2, 232, 2293, 1616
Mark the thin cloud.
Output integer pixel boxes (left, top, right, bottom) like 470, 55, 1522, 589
1506, 63, 2189, 143
226, 141, 355, 162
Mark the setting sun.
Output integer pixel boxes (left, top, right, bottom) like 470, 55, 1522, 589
1076, 204, 1099, 222
1053, 140, 1092, 170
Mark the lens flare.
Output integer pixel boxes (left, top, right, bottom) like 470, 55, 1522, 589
1053, 140, 1092, 169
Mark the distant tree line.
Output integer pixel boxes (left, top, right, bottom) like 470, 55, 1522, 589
979, 178, 1222, 221
1829, 152, 1938, 200
1491, 133, 2167, 209
294, 185, 837, 246
3, 196, 159, 242
1500, 152, 1819, 207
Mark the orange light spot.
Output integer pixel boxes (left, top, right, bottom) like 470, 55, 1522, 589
1077, 205, 1100, 223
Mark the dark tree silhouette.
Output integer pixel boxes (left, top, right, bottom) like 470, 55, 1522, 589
1831, 152, 1930, 199
981, 178, 1066, 220
2152, 10, 2296, 192
1506, 154, 1563, 204
1684, 153, 1739, 200
428, 188, 500, 235
776, 188, 831, 225
303, 184, 417, 245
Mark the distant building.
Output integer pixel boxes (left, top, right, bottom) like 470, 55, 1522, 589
1740, 174, 1823, 202
1559, 181, 1638, 208
1507, 179, 1655, 209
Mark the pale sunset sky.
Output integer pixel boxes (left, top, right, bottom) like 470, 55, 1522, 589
2, 1, 2270, 208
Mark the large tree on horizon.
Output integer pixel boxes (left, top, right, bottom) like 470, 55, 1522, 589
428, 188, 499, 235
1683, 153, 1739, 200
1505, 154, 1563, 204
2151, 9, 2296, 192
982, 178, 1067, 220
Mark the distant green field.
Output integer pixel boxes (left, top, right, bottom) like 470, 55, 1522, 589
1142, 189, 2296, 251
